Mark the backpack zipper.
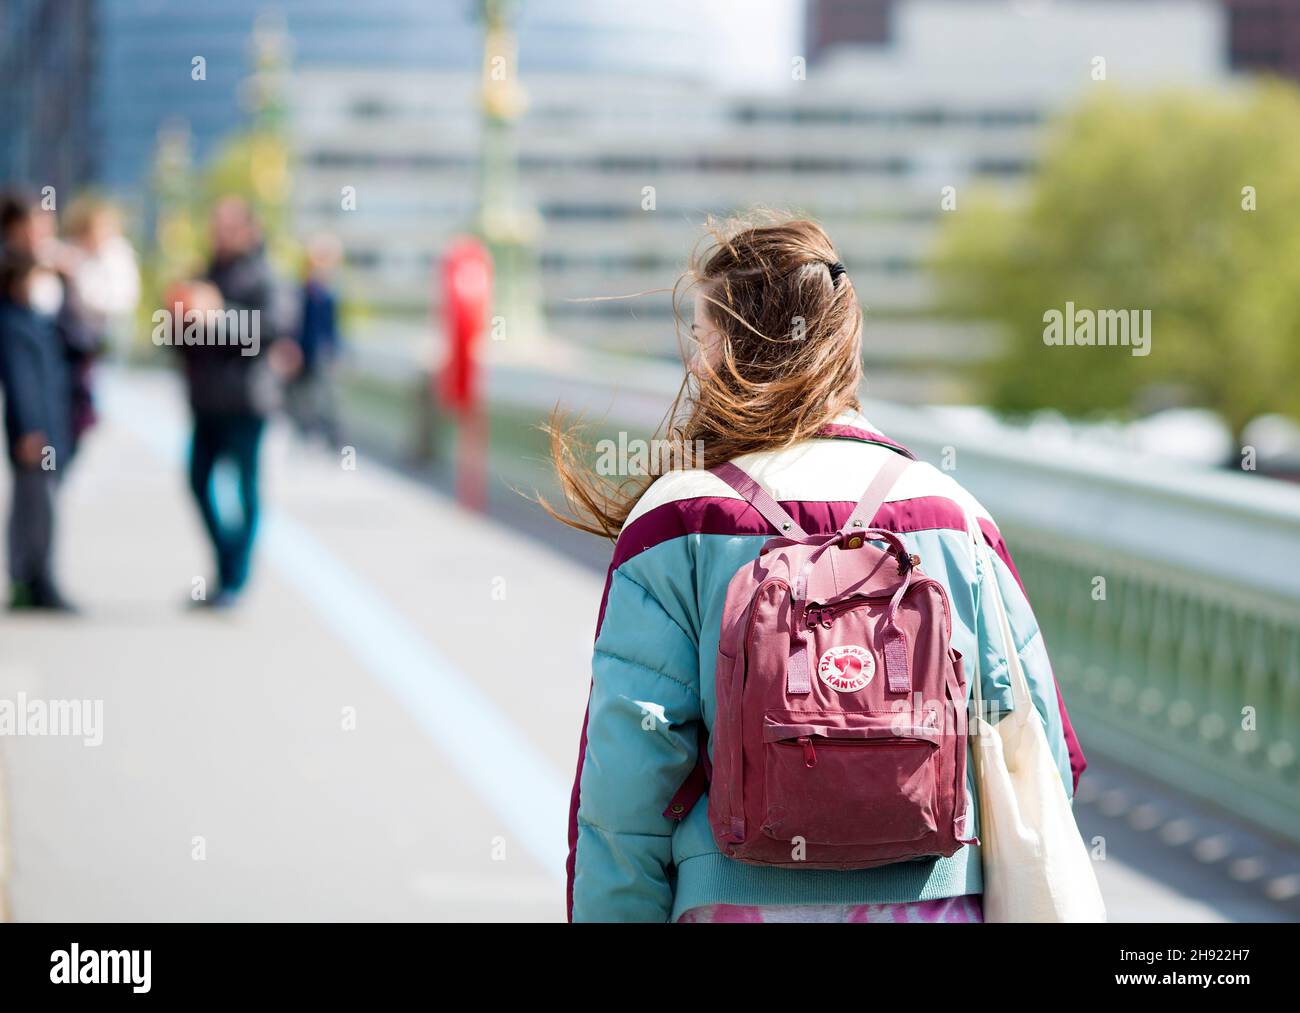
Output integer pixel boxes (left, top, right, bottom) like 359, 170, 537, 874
805, 577, 951, 636
783, 735, 928, 768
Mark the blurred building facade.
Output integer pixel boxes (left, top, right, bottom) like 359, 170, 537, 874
290, 0, 1226, 401
94, 0, 731, 192
1224, 0, 1300, 79
808, 0, 1300, 81
0, 0, 99, 197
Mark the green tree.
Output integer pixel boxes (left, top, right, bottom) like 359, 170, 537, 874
201, 12, 296, 271
934, 82, 1300, 437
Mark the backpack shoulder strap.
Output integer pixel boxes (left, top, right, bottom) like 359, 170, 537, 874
711, 461, 809, 539
841, 453, 911, 535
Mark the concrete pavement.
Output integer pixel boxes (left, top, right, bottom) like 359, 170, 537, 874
1, 370, 594, 920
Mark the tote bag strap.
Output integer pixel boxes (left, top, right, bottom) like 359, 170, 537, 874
970, 526, 1033, 720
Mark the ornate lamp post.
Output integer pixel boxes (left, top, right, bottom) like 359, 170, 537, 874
245, 11, 293, 265
477, 0, 544, 346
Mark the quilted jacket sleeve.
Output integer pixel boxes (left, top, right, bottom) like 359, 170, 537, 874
571, 564, 703, 922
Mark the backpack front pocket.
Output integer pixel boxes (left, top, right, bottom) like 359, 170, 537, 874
760, 716, 939, 847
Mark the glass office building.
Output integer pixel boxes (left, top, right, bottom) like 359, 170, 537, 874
0, 0, 98, 197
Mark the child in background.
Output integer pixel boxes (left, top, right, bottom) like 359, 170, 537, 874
287, 234, 344, 446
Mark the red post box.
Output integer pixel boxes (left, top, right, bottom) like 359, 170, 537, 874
441, 237, 492, 413
438, 237, 493, 510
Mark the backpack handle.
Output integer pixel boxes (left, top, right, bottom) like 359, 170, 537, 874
789, 453, 914, 696
788, 528, 915, 695
838, 526, 914, 575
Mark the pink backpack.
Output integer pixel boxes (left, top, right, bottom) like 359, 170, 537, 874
669, 454, 974, 869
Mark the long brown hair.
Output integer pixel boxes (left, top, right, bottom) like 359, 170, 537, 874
542, 211, 864, 540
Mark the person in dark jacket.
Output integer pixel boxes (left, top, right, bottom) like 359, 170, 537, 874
0, 253, 75, 610
1, 190, 101, 460
176, 196, 293, 608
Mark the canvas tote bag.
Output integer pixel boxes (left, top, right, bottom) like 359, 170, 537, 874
969, 536, 1107, 922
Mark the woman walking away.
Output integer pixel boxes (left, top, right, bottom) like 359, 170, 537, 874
548, 215, 1086, 923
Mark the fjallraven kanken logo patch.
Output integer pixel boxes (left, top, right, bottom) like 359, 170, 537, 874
817, 645, 874, 693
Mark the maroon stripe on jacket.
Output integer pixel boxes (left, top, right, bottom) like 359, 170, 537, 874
565, 703, 593, 922
567, 559, 618, 922
612, 494, 970, 571
978, 517, 1087, 791
814, 424, 918, 459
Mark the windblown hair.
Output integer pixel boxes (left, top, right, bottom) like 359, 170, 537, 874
542, 212, 865, 540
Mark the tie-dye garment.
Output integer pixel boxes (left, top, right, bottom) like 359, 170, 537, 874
677, 894, 983, 923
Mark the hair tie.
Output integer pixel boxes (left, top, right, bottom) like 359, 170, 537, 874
827, 260, 847, 284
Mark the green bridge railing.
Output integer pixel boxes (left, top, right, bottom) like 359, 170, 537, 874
1010, 526, 1300, 843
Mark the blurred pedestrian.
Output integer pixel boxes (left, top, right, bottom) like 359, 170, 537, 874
60, 198, 140, 435
0, 190, 129, 456
174, 196, 293, 608
61, 198, 140, 343
0, 252, 75, 611
286, 233, 344, 446
0, 191, 63, 318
